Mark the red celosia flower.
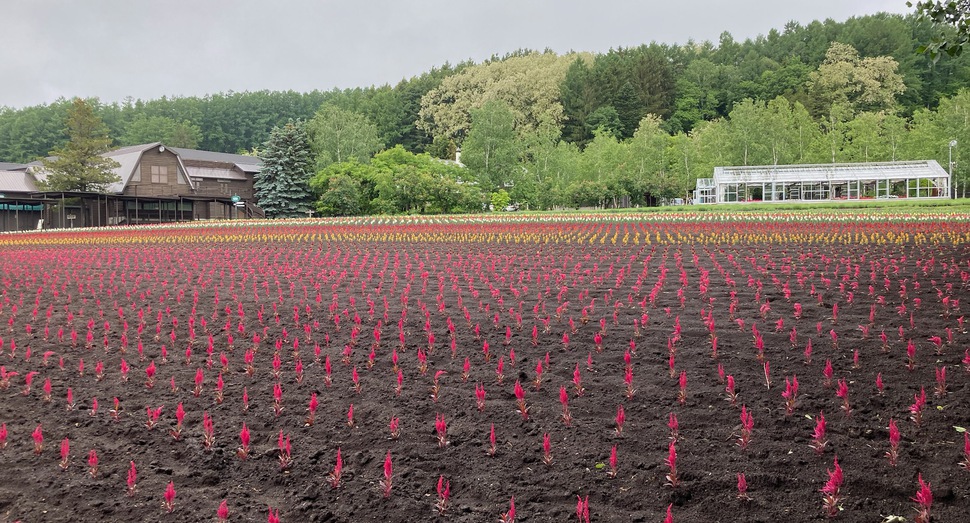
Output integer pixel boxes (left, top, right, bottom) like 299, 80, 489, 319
126, 461, 137, 496
328, 448, 343, 489
380, 450, 393, 498
820, 456, 843, 518
912, 474, 932, 523
31, 423, 43, 454
886, 418, 901, 466
163, 481, 176, 513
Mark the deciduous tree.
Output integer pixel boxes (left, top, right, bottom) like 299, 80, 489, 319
307, 105, 383, 170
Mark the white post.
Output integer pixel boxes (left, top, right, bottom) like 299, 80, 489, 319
949, 140, 957, 199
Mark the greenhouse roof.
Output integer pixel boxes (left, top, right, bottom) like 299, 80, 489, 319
712, 160, 948, 184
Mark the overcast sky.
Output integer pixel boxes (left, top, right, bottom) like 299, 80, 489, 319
1, 0, 911, 109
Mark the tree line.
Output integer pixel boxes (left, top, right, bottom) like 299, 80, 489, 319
7, 12, 970, 213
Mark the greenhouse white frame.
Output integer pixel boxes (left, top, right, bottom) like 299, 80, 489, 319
693, 160, 951, 204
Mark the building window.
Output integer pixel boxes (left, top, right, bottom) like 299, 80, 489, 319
151, 165, 168, 184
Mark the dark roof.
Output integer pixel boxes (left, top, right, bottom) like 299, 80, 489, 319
0, 162, 27, 171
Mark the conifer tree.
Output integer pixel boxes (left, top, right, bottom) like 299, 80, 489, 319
40, 98, 120, 192
255, 120, 314, 218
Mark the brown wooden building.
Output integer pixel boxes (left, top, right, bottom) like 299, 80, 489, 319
0, 143, 263, 231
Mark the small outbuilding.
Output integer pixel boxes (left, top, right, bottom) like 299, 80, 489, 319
694, 160, 951, 204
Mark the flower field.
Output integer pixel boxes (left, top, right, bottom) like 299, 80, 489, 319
0, 212, 969, 522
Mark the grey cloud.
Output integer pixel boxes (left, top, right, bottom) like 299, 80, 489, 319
0, 0, 909, 109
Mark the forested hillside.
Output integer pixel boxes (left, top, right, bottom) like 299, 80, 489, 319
4, 12, 970, 210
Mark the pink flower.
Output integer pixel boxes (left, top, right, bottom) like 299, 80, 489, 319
163, 481, 176, 513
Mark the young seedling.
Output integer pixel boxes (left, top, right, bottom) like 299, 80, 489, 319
327, 448, 343, 489
201, 411, 215, 450
163, 481, 176, 513
435, 475, 451, 515
822, 360, 833, 388
820, 456, 843, 518
910, 388, 926, 428
541, 433, 553, 465
237, 422, 251, 460
737, 472, 751, 501
725, 375, 738, 405
192, 367, 205, 398
126, 461, 137, 497
836, 378, 850, 416
607, 444, 618, 478
379, 451, 393, 498
273, 382, 284, 417
87, 449, 99, 478
388, 416, 400, 440
912, 474, 932, 523
430, 369, 445, 403
475, 383, 486, 412
32, 423, 43, 454
576, 494, 590, 523
277, 430, 292, 471
217, 499, 230, 522
573, 363, 584, 396
559, 385, 572, 425
624, 366, 635, 399
486, 423, 497, 456
59, 438, 70, 470
664, 440, 679, 487
906, 339, 917, 371
435, 413, 448, 448
934, 366, 947, 397
499, 496, 515, 523
171, 402, 185, 440
668, 412, 679, 442
145, 360, 156, 388
614, 405, 626, 436
305, 392, 318, 427
782, 375, 798, 416
886, 418, 901, 466
810, 412, 827, 455
514, 380, 528, 419
214, 373, 224, 404
737, 405, 753, 451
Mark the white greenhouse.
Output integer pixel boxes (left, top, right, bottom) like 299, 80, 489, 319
693, 161, 951, 204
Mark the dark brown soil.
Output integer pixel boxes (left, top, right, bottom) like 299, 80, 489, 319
0, 230, 968, 522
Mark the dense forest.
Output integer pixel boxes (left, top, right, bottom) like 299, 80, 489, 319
5, 12, 970, 211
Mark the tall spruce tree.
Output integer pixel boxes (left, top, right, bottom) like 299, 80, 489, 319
255, 120, 314, 218
40, 98, 120, 192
